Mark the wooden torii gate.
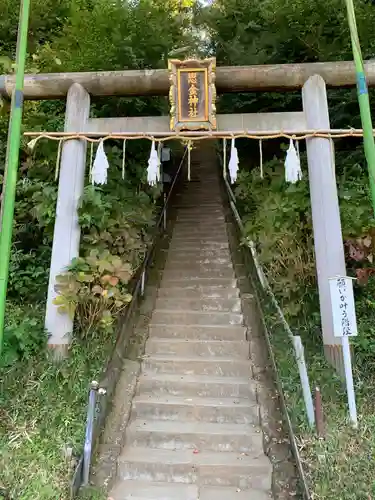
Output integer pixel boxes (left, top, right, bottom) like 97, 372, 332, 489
10, 60, 374, 368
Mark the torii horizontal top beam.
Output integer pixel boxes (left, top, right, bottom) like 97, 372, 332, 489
1, 60, 374, 100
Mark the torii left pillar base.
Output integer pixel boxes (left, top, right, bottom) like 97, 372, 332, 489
45, 83, 90, 359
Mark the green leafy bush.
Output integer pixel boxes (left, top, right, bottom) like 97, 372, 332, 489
8, 248, 50, 302
53, 250, 133, 338
2, 304, 47, 367
79, 184, 155, 269
235, 157, 318, 322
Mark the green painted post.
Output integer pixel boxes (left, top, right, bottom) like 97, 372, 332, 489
345, 0, 375, 215
0, 0, 31, 355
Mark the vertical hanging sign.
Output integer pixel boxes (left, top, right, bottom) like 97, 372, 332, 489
329, 276, 358, 338
168, 57, 216, 131
329, 275, 358, 428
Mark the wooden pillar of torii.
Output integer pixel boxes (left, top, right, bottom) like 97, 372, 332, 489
302, 75, 346, 369
45, 84, 90, 357
12, 60, 365, 368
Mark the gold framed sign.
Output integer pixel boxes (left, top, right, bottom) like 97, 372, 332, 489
168, 57, 216, 131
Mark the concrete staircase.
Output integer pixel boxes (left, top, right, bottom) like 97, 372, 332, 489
109, 146, 272, 499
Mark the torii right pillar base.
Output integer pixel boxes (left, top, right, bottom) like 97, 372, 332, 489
302, 75, 346, 374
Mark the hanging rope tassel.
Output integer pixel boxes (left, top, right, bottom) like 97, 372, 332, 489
330, 138, 335, 173
147, 140, 159, 186
54, 139, 63, 181
157, 141, 162, 182
295, 138, 300, 162
92, 139, 109, 185
259, 139, 263, 179
223, 138, 227, 178
228, 138, 239, 184
89, 142, 94, 183
188, 141, 192, 181
122, 139, 126, 180
285, 138, 302, 184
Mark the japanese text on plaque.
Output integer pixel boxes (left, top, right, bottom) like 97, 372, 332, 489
177, 69, 207, 123
188, 72, 199, 118
329, 277, 358, 337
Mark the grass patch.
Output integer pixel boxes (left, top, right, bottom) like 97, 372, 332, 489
0, 304, 115, 500
257, 275, 375, 499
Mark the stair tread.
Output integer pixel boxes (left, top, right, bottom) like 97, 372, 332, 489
146, 339, 247, 345
128, 419, 261, 436
138, 373, 253, 385
110, 480, 271, 500
133, 394, 256, 407
143, 354, 250, 363
151, 310, 243, 326
149, 323, 244, 328
154, 298, 240, 309
199, 486, 272, 499
157, 285, 237, 291
152, 308, 241, 315
119, 447, 270, 467
109, 481, 196, 499
149, 323, 244, 329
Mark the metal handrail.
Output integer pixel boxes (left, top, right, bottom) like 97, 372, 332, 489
72, 147, 188, 496
219, 153, 312, 499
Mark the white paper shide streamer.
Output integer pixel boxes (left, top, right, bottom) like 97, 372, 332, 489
27, 138, 39, 152
228, 138, 239, 184
147, 141, 160, 186
92, 140, 109, 185
284, 139, 302, 184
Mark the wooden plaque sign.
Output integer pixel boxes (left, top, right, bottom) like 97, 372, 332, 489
168, 57, 216, 131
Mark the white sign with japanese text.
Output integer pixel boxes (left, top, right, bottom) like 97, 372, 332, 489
329, 276, 358, 337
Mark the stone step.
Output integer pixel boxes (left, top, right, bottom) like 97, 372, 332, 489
166, 256, 232, 266
177, 189, 220, 192
170, 235, 229, 244
132, 395, 259, 425
175, 207, 223, 214
165, 255, 232, 264
164, 261, 234, 278
146, 339, 248, 358
117, 447, 272, 490
110, 480, 272, 500
176, 194, 221, 199
161, 277, 237, 288
148, 324, 246, 341
137, 373, 256, 399
175, 216, 225, 223
175, 203, 223, 209
151, 310, 243, 326
164, 248, 231, 258
109, 480, 197, 500
171, 230, 227, 239
172, 221, 226, 228
198, 486, 272, 500
157, 285, 239, 299
177, 185, 220, 189
175, 203, 222, 208
168, 241, 229, 251
142, 355, 251, 377
176, 189, 220, 193
162, 268, 234, 280
127, 420, 263, 453
162, 270, 235, 281
154, 297, 241, 312
174, 204, 223, 209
